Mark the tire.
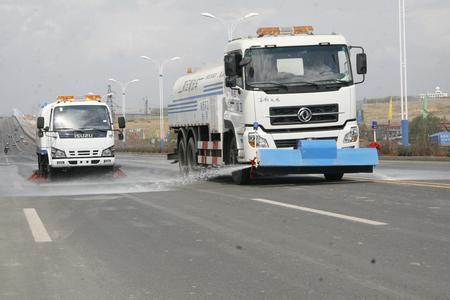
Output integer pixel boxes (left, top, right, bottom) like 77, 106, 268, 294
186, 138, 198, 172
228, 135, 251, 185
38, 154, 50, 175
178, 138, 188, 175
231, 168, 251, 185
324, 172, 344, 181
227, 134, 238, 165
37, 154, 43, 172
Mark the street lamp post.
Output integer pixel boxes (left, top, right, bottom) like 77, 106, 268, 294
108, 78, 140, 142
201, 12, 259, 41
87, 92, 114, 99
398, 0, 409, 145
140, 56, 181, 150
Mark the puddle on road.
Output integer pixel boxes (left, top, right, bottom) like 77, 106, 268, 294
6, 156, 448, 197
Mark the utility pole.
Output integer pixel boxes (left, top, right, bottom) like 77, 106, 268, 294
143, 96, 149, 115
398, 0, 409, 145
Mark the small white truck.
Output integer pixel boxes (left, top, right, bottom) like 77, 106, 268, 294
168, 26, 378, 184
36, 95, 125, 176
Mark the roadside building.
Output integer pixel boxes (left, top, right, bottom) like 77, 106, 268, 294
430, 131, 450, 146
419, 87, 448, 99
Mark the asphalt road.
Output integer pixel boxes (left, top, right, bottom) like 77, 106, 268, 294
1, 117, 450, 299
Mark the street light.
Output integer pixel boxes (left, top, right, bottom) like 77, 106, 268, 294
140, 55, 181, 149
87, 92, 114, 99
201, 12, 259, 41
398, 0, 409, 145
108, 78, 140, 118
108, 78, 139, 143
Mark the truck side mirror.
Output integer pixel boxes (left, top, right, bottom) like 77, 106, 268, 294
224, 53, 243, 76
118, 116, 126, 129
356, 53, 367, 74
224, 54, 237, 76
225, 77, 237, 88
37, 117, 44, 129
118, 132, 124, 141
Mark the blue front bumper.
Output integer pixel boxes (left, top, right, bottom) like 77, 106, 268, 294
256, 139, 378, 174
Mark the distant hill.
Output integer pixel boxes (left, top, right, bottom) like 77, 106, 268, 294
361, 97, 450, 125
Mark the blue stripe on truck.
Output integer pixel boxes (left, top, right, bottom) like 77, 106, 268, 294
203, 86, 223, 93
168, 104, 198, 111
204, 82, 223, 88
167, 100, 197, 108
167, 108, 197, 115
171, 90, 223, 103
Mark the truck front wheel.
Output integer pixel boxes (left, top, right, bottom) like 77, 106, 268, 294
38, 154, 50, 175
324, 172, 344, 181
228, 135, 251, 185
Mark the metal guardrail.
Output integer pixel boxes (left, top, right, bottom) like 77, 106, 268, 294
13, 115, 35, 142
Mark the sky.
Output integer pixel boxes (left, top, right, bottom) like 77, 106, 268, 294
1, 0, 449, 114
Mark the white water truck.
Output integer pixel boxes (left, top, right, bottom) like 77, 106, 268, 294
168, 26, 378, 184
36, 95, 125, 176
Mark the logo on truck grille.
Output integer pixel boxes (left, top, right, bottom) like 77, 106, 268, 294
74, 133, 94, 138
297, 107, 313, 123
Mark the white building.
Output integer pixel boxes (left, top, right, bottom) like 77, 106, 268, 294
419, 86, 448, 99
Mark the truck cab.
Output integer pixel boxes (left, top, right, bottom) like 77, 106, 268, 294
223, 26, 367, 163
36, 95, 125, 175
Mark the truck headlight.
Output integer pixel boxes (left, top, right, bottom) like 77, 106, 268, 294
248, 132, 269, 148
51, 147, 66, 158
102, 147, 115, 157
344, 126, 359, 143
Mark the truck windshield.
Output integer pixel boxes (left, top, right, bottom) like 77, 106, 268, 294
52, 105, 111, 131
245, 45, 353, 91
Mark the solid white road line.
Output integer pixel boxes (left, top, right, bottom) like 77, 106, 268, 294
251, 198, 388, 226
23, 208, 52, 242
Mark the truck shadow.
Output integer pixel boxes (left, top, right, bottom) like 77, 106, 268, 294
209, 175, 367, 187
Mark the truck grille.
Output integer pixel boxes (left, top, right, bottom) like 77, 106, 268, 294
67, 150, 100, 157
275, 137, 338, 148
269, 104, 339, 125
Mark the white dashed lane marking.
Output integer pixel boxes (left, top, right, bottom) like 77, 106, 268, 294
251, 198, 388, 226
23, 208, 52, 242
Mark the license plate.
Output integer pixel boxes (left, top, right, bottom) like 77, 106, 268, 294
74, 133, 93, 138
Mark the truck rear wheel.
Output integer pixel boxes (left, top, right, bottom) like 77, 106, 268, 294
229, 135, 251, 185
324, 172, 344, 181
178, 139, 188, 175
186, 138, 198, 172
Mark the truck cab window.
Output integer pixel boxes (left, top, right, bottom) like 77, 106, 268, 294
245, 45, 353, 91
53, 106, 112, 131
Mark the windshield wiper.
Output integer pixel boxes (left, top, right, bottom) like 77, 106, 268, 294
78, 128, 110, 132
314, 79, 351, 84
247, 81, 288, 91
284, 81, 320, 88
55, 127, 74, 131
